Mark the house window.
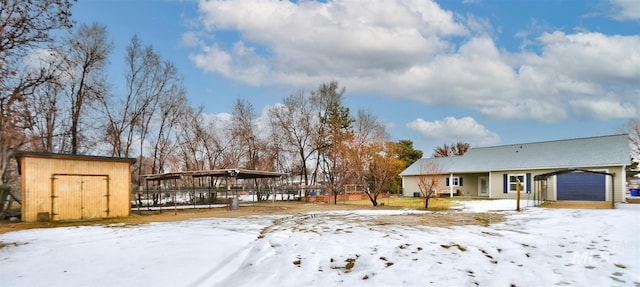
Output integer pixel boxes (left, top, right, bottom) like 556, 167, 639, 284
508, 174, 526, 193
446, 176, 462, 187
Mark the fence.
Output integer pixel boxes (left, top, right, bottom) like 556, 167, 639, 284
305, 192, 391, 203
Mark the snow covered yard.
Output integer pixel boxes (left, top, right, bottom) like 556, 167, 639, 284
0, 200, 639, 287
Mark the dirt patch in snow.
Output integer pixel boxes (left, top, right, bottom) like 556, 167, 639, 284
371, 212, 505, 227
540, 201, 613, 209
0, 201, 503, 234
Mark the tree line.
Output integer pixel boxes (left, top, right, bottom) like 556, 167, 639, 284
1, 1, 428, 206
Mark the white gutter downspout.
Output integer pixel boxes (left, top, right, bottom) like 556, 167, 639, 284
450, 173, 454, 198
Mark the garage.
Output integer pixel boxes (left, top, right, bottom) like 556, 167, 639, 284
557, 171, 606, 201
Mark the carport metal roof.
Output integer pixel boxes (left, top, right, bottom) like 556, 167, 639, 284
533, 168, 614, 181
141, 169, 287, 181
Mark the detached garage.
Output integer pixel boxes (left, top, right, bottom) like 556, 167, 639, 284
15, 152, 136, 222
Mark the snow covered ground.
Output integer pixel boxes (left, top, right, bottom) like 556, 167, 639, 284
1, 200, 639, 287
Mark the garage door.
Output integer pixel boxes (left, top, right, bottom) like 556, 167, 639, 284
557, 172, 605, 201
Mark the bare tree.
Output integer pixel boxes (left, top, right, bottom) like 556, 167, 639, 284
0, 0, 74, 75
200, 120, 230, 170
627, 119, 640, 162
231, 98, 261, 169
622, 119, 640, 178
229, 98, 272, 200
148, 87, 187, 174
21, 54, 70, 152
176, 106, 208, 171
99, 36, 181, 159
0, 0, 74, 184
416, 160, 443, 209
268, 91, 317, 185
61, 22, 111, 155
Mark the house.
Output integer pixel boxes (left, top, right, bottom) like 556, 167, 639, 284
15, 151, 136, 222
400, 134, 629, 203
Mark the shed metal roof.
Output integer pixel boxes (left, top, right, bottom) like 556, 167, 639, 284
14, 151, 136, 175
15, 151, 136, 164
400, 134, 630, 176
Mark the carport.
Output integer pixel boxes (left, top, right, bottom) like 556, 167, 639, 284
534, 168, 615, 209
139, 169, 287, 212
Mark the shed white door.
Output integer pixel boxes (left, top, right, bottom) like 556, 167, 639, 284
53, 175, 108, 220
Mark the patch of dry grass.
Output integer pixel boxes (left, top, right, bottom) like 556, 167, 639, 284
0, 201, 382, 234
341, 196, 456, 210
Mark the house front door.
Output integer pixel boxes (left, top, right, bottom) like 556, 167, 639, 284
478, 176, 489, 196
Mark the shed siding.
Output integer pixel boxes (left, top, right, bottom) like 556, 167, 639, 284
20, 156, 132, 221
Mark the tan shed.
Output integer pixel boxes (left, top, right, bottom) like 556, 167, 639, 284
15, 152, 136, 222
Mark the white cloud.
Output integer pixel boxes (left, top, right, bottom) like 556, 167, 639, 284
190, 0, 640, 122
535, 32, 640, 82
190, 41, 268, 85
180, 31, 200, 48
570, 99, 637, 119
464, 14, 493, 35
476, 98, 569, 123
608, 0, 640, 20
406, 116, 500, 146
193, 0, 465, 80
190, 44, 231, 74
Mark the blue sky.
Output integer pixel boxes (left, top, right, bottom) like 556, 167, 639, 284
71, 0, 639, 155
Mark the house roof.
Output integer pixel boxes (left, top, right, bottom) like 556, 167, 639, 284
400, 134, 630, 176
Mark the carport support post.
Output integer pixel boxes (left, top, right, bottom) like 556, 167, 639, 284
174, 178, 179, 215
611, 173, 615, 209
